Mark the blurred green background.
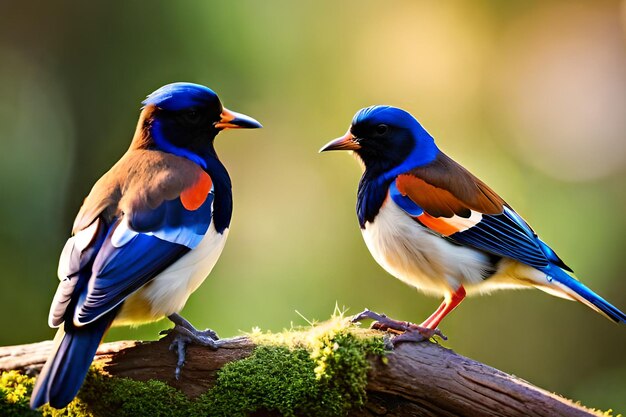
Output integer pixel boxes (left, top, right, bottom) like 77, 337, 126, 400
1, 0, 625, 412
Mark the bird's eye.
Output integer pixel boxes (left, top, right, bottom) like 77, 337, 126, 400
375, 124, 388, 135
183, 110, 201, 123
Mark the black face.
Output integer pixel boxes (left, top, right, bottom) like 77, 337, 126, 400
351, 120, 415, 175
152, 103, 223, 154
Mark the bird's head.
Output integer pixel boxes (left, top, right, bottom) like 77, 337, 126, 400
134, 82, 261, 166
320, 105, 438, 178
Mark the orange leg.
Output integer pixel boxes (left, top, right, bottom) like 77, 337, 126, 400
419, 285, 466, 330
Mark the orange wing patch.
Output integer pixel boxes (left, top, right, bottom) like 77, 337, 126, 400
393, 175, 484, 236
416, 211, 482, 236
180, 171, 212, 211
417, 213, 460, 236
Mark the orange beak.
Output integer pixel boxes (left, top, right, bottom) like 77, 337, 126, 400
319, 130, 361, 152
214, 107, 262, 130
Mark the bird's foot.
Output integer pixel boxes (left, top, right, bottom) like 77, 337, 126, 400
351, 309, 406, 333
390, 325, 446, 345
351, 308, 446, 345
161, 313, 221, 379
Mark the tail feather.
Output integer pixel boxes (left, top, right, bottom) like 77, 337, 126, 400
30, 313, 114, 409
546, 265, 626, 323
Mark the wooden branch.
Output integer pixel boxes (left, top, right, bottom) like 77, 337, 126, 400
0, 336, 601, 417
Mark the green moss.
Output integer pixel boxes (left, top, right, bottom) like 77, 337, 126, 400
1, 316, 387, 417
0, 368, 193, 417
59, 368, 193, 417
199, 319, 386, 416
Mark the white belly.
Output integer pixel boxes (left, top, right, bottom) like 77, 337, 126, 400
361, 198, 496, 297
114, 224, 228, 326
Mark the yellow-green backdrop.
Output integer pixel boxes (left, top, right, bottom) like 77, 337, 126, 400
1, 0, 625, 412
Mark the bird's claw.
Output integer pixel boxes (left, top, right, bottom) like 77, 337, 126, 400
196, 328, 219, 341
161, 323, 219, 341
392, 325, 447, 345
351, 308, 389, 324
351, 308, 447, 344
168, 333, 188, 380
164, 314, 222, 380
351, 309, 410, 333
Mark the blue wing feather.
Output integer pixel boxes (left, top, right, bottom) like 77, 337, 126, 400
450, 206, 572, 272
449, 210, 550, 270
130, 193, 214, 247
74, 194, 213, 325
389, 181, 423, 216
391, 179, 572, 272
32, 243, 116, 409
74, 232, 189, 325
388, 163, 623, 322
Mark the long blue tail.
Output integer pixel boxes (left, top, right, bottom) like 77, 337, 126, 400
546, 265, 626, 323
30, 313, 114, 409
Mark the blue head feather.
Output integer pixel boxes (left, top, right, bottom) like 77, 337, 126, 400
142, 82, 220, 111
353, 106, 427, 135
353, 105, 407, 126
351, 105, 439, 181
140, 82, 225, 169
350, 105, 439, 227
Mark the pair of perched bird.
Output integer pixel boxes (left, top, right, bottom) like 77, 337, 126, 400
31, 82, 625, 409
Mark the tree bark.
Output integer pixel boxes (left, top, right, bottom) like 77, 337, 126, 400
0, 336, 601, 417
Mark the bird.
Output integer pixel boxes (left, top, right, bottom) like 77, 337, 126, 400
30, 82, 261, 409
320, 105, 625, 343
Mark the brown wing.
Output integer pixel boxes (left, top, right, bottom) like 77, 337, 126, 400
72, 150, 204, 233
396, 152, 505, 218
